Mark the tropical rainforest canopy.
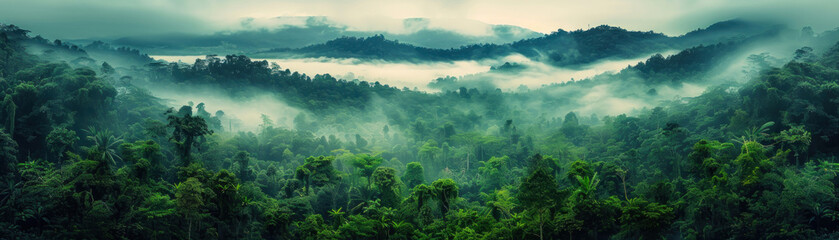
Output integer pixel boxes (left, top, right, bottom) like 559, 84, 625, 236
2, 14, 839, 240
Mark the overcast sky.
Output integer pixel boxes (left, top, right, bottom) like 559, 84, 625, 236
1, 0, 838, 39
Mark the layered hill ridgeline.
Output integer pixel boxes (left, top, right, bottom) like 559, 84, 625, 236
110, 17, 545, 54
5, 23, 839, 240
1, 26, 154, 69
257, 19, 783, 66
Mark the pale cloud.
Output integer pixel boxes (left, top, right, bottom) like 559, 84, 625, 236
1, 0, 837, 39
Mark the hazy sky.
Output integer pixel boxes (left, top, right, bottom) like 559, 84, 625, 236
2, 0, 838, 39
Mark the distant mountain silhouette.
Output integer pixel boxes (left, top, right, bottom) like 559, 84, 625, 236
109, 17, 544, 55
258, 19, 784, 66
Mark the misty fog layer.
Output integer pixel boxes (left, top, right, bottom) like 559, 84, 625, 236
8, 0, 839, 237
145, 47, 723, 126
5, 0, 839, 39
445, 51, 683, 91
149, 84, 303, 132
152, 51, 680, 92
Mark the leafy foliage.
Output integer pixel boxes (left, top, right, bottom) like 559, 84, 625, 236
3, 23, 839, 240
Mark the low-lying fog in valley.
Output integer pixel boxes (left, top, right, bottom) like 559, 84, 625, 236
147, 46, 761, 132
8, 0, 839, 238
151, 86, 302, 132
152, 51, 679, 92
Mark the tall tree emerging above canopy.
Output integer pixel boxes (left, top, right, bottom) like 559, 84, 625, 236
167, 106, 213, 165
296, 155, 342, 195
518, 166, 559, 210
403, 162, 425, 189
431, 178, 458, 215
372, 167, 402, 208
351, 154, 382, 187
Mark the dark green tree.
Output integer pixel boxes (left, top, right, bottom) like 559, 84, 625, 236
296, 156, 342, 195
46, 127, 77, 162
478, 155, 509, 192
234, 151, 253, 181
403, 162, 424, 189
432, 178, 458, 215
167, 106, 213, 165
372, 167, 402, 208
176, 177, 209, 240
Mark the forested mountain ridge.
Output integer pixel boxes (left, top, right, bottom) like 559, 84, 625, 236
258, 19, 783, 66
3, 25, 155, 70
4, 22, 839, 240
109, 17, 545, 55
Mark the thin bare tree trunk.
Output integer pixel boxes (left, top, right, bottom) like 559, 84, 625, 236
188, 219, 192, 240
466, 152, 470, 173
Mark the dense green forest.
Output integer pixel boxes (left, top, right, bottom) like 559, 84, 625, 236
5, 19, 839, 240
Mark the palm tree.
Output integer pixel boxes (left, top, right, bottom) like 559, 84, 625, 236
84, 127, 123, 166
391, 220, 409, 238
732, 121, 774, 145
328, 208, 345, 227
0, 178, 22, 221
485, 189, 516, 220
573, 172, 600, 201
776, 125, 812, 165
